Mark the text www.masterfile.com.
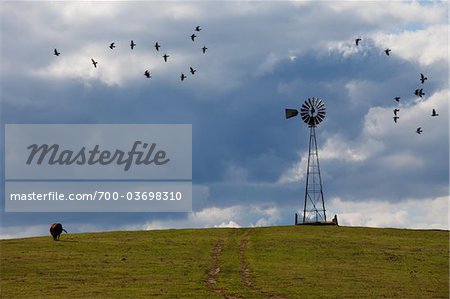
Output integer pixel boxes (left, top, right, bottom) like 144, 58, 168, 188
10, 191, 183, 201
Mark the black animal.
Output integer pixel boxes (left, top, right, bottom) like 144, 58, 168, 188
190, 67, 196, 75
393, 116, 399, 123
416, 127, 423, 134
202, 46, 208, 54
420, 73, 428, 84
393, 109, 399, 116
163, 54, 169, 62
54, 48, 60, 56
181, 73, 187, 81
394, 96, 400, 102
144, 70, 151, 78
385, 48, 391, 56
195, 26, 201, 32
130, 40, 136, 50
191, 34, 197, 41
154, 42, 160, 51
355, 38, 361, 46
50, 223, 67, 241
431, 109, 438, 117
109, 42, 115, 50
414, 88, 425, 97
91, 58, 98, 68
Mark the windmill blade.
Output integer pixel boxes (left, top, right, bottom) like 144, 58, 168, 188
285, 108, 299, 119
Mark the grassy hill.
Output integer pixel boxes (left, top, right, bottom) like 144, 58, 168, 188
1, 226, 448, 298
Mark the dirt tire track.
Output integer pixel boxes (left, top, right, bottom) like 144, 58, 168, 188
238, 235, 287, 299
205, 238, 240, 299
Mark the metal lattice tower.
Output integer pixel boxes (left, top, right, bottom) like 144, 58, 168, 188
285, 97, 327, 224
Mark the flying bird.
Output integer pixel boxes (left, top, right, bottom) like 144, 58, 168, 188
163, 54, 169, 62
385, 48, 391, 56
144, 70, 151, 78
195, 26, 201, 32
109, 42, 115, 50
393, 109, 400, 116
420, 73, 428, 84
416, 127, 423, 134
91, 58, 98, 68
355, 38, 361, 46
394, 96, 400, 102
191, 34, 197, 41
393, 116, 399, 123
154, 42, 160, 51
130, 40, 136, 50
202, 46, 208, 53
54, 48, 60, 56
190, 67, 196, 75
414, 88, 425, 97
181, 73, 187, 81
431, 109, 439, 117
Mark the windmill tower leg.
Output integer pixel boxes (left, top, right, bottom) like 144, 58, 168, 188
302, 126, 326, 223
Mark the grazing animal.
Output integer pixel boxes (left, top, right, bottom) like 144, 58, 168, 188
355, 38, 361, 46
144, 70, 151, 78
54, 48, 60, 56
91, 58, 98, 68
181, 73, 187, 81
109, 42, 115, 50
420, 73, 427, 84
393, 116, 399, 123
416, 127, 423, 134
414, 88, 425, 97
431, 109, 438, 117
50, 223, 67, 241
385, 48, 391, 56
202, 46, 208, 53
191, 34, 197, 41
163, 54, 169, 62
394, 96, 400, 102
130, 40, 136, 50
154, 42, 160, 51
195, 26, 201, 32
190, 67, 196, 75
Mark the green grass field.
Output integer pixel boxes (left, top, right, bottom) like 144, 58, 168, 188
1, 226, 448, 298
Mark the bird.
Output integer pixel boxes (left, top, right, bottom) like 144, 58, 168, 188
394, 96, 400, 102
144, 70, 151, 78
54, 48, 60, 56
416, 127, 423, 134
181, 73, 187, 81
414, 88, 425, 97
202, 46, 208, 53
191, 34, 197, 41
393, 109, 400, 116
393, 116, 399, 123
109, 42, 115, 50
163, 54, 169, 62
154, 42, 160, 51
355, 38, 361, 46
91, 59, 98, 68
130, 40, 136, 50
385, 48, 391, 56
195, 26, 201, 32
431, 109, 439, 117
420, 73, 428, 84
190, 67, 196, 75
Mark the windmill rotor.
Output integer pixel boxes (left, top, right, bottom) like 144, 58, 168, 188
300, 97, 326, 127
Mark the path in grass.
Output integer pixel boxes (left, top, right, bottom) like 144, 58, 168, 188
205, 232, 286, 299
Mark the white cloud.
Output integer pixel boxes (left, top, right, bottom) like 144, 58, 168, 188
328, 196, 449, 230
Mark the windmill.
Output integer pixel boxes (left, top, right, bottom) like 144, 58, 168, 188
285, 97, 333, 225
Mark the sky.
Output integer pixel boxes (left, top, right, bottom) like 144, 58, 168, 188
1, 1, 449, 238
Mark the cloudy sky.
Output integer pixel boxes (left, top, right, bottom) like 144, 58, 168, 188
1, 1, 448, 238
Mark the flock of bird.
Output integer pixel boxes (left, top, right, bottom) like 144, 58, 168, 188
354, 37, 439, 135
53, 25, 208, 82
